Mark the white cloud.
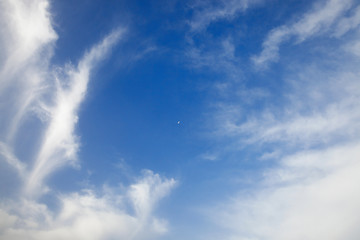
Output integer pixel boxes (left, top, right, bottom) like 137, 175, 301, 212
344, 37, 360, 57
333, 5, 360, 37
129, 170, 176, 220
0, 142, 26, 177
201, 0, 360, 235
229, 100, 360, 146
0, 1, 177, 240
211, 142, 360, 240
189, 0, 263, 32
0, 171, 176, 240
216, 62, 360, 148
0, 1, 124, 197
200, 152, 218, 161
25, 29, 124, 198
0, 0, 57, 141
206, 66, 360, 236
252, 0, 355, 67
186, 37, 242, 82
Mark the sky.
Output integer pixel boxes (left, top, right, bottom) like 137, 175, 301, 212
1, 0, 360, 239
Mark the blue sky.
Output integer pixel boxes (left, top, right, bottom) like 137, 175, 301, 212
1, 0, 360, 239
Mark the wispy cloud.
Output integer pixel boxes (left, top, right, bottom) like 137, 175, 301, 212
0, 171, 176, 240
189, 0, 263, 32
0, 0, 125, 198
26, 29, 123, 197
186, 37, 241, 80
205, 78, 360, 239
203, 3, 360, 237
217, 63, 360, 147
0, 1, 176, 239
210, 141, 360, 240
0, 142, 26, 177
333, 5, 360, 37
0, 0, 57, 142
252, 0, 356, 68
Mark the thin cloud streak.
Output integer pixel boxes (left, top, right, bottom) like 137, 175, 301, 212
217, 63, 360, 147
26, 29, 124, 198
252, 0, 356, 68
189, 0, 263, 32
0, 142, 26, 177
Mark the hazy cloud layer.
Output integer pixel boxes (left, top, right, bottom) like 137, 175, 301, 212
202, 1, 360, 239
210, 142, 360, 240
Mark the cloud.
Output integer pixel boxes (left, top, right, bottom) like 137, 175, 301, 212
0, 0, 125, 197
25, 28, 124, 198
333, 5, 360, 37
186, 37, 241, 80
205, 67, 360, 238
0, 142, 26, 177
0, 1, 177, 240
183, 2, 360, 239
0, 0, 57, 141
217, 63, 360, 147
203, 5, 360, 237
0, 171, 176, 240
0, 1, 124, 197
189, 0, 263, 32
252, 0, 356, 68
210, 142, 360, 240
